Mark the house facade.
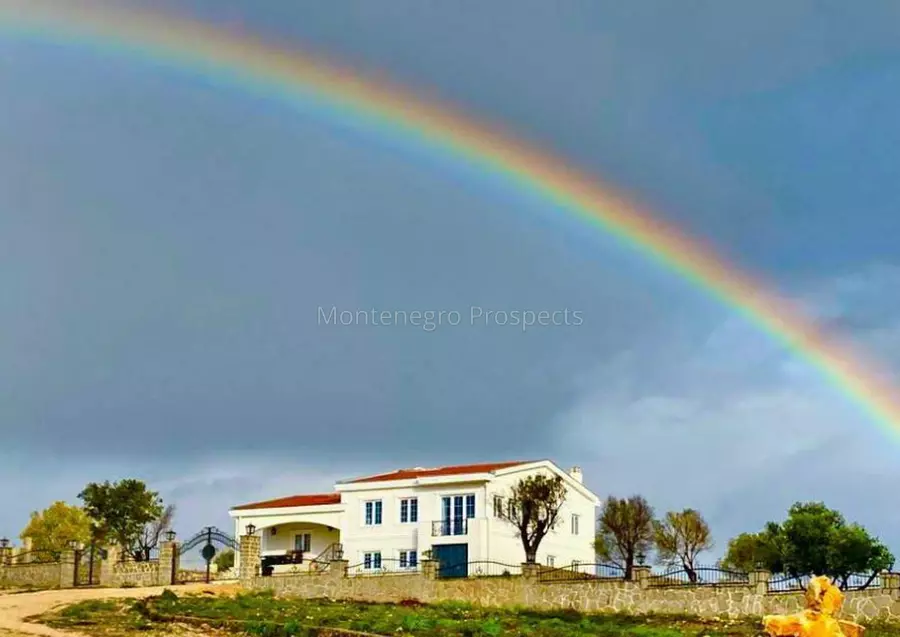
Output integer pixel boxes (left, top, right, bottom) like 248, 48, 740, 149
228, 459, 600, 576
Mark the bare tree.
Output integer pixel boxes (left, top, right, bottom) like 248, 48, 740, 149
653, 508, 713, 582
131, 504, 175, 561
594, 495, 655, 579
500, 474, 567, 564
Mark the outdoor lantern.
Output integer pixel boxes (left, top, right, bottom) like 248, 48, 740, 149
245, 523, 256, 535
68, 539, 79, 549
637, 552, 646, 566
165, 530, 176, 542
0, 538, 8, 548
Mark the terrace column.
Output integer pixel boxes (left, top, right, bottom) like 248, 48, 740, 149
749, 568, 771, 595
239, 533, 260, 581
631, 564, 651, 589
521, 563, 540, 580
881, 571, 899, 595
421, 558, 438, 580
328, 559, 348, 579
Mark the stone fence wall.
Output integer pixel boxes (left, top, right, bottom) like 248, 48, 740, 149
243, 566, 900, 622
0, 541, 182, 589
235, 535, 900, 623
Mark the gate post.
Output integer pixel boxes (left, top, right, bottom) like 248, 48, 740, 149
99, 545, 118, 587
239, 532, 260, 581
158, 540, 180, 586
59, 547, 76, 588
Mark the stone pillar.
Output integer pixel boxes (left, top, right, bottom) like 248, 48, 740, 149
328, 558, 348, 579
749, 569, 771, 594
521, 562, 541, 580
631, 564, 651, 589
239, 534, 260, 580
421, 558, 438, 580
99, 545, 119, 587
0, 544, 11, 566
21, 537, 33, 563
59, 548, 76, 588
158, 541, 179, 586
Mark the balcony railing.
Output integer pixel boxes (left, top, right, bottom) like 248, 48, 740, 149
432, 519, 468, 536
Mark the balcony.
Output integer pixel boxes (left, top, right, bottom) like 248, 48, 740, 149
432, 519, 468, 537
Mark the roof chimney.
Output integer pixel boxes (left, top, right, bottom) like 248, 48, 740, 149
569, 466, 583, 483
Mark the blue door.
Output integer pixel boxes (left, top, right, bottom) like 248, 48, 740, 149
433, 544, 468, 578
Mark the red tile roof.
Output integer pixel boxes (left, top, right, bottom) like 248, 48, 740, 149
232, 492, 341, 511
344, 460, 536, 484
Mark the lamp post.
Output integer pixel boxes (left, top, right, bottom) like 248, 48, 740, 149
245, 523, 256, 536
637, 551, 646, 566
165, 530, 176, 542
0, 538, 8, 548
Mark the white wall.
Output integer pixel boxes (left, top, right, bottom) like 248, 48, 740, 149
340, 481, 490, 567
484, 465, 597, 568
339, 463, 596, 569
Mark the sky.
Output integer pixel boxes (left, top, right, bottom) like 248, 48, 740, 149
2, 0, 900, 564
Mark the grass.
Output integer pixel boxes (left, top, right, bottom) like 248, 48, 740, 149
37, 590, 900, 637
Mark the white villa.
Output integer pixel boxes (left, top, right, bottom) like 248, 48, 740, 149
228, 459, 600, 577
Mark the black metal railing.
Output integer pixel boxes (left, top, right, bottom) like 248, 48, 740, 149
431, 519, 468, 536
538, 562, 625, 582
465, 561, 522, 578
767, 572, 884, 593
647, 566, 749, 587
345, 558, 421, 577
834, 572, 882, 591
308, 543, 343, 573
6, 549, 61, 565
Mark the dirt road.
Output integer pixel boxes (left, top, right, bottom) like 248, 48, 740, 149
0, 583, 232, 637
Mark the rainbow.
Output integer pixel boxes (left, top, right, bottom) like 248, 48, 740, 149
2, 0, 898, 434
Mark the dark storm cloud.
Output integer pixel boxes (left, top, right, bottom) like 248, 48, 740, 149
3, 0, 900, 544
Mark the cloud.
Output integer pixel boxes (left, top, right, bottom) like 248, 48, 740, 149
558, 263, 900, 557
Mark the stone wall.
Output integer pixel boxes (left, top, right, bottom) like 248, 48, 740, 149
0, 546, 75, 589
243, 569, 900, 622
100, 543, 179, 587
0, 561, 64, 588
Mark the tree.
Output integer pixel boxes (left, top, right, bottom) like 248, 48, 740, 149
78, 479, 164, 561
594, 495, 655, 579
19, 501, 92, 561
721, 523, 784, 573
500, 473, 568, 563
214, 548, 235, 572
133, 504, 176, 561
721, 502, 894, 590
653, 508, 713, 582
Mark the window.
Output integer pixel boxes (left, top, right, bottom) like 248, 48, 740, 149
293, 533, 311, 552
465, 494, 475, 519
547, 555, 555, 567
571, 514, 580, 535
399, 550, 418, 568
493, 495, 504, 518
364, 500, 382, 526
507, 499, 517, 519
363, 551, 382, 570
400, 498, 418, 523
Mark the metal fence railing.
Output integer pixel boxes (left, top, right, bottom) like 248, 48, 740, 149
345, 558, 421, 577
538, 563, 625, 583
647, 566, 750, 587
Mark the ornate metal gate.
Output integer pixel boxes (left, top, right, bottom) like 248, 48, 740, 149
175, 526, 238, 584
